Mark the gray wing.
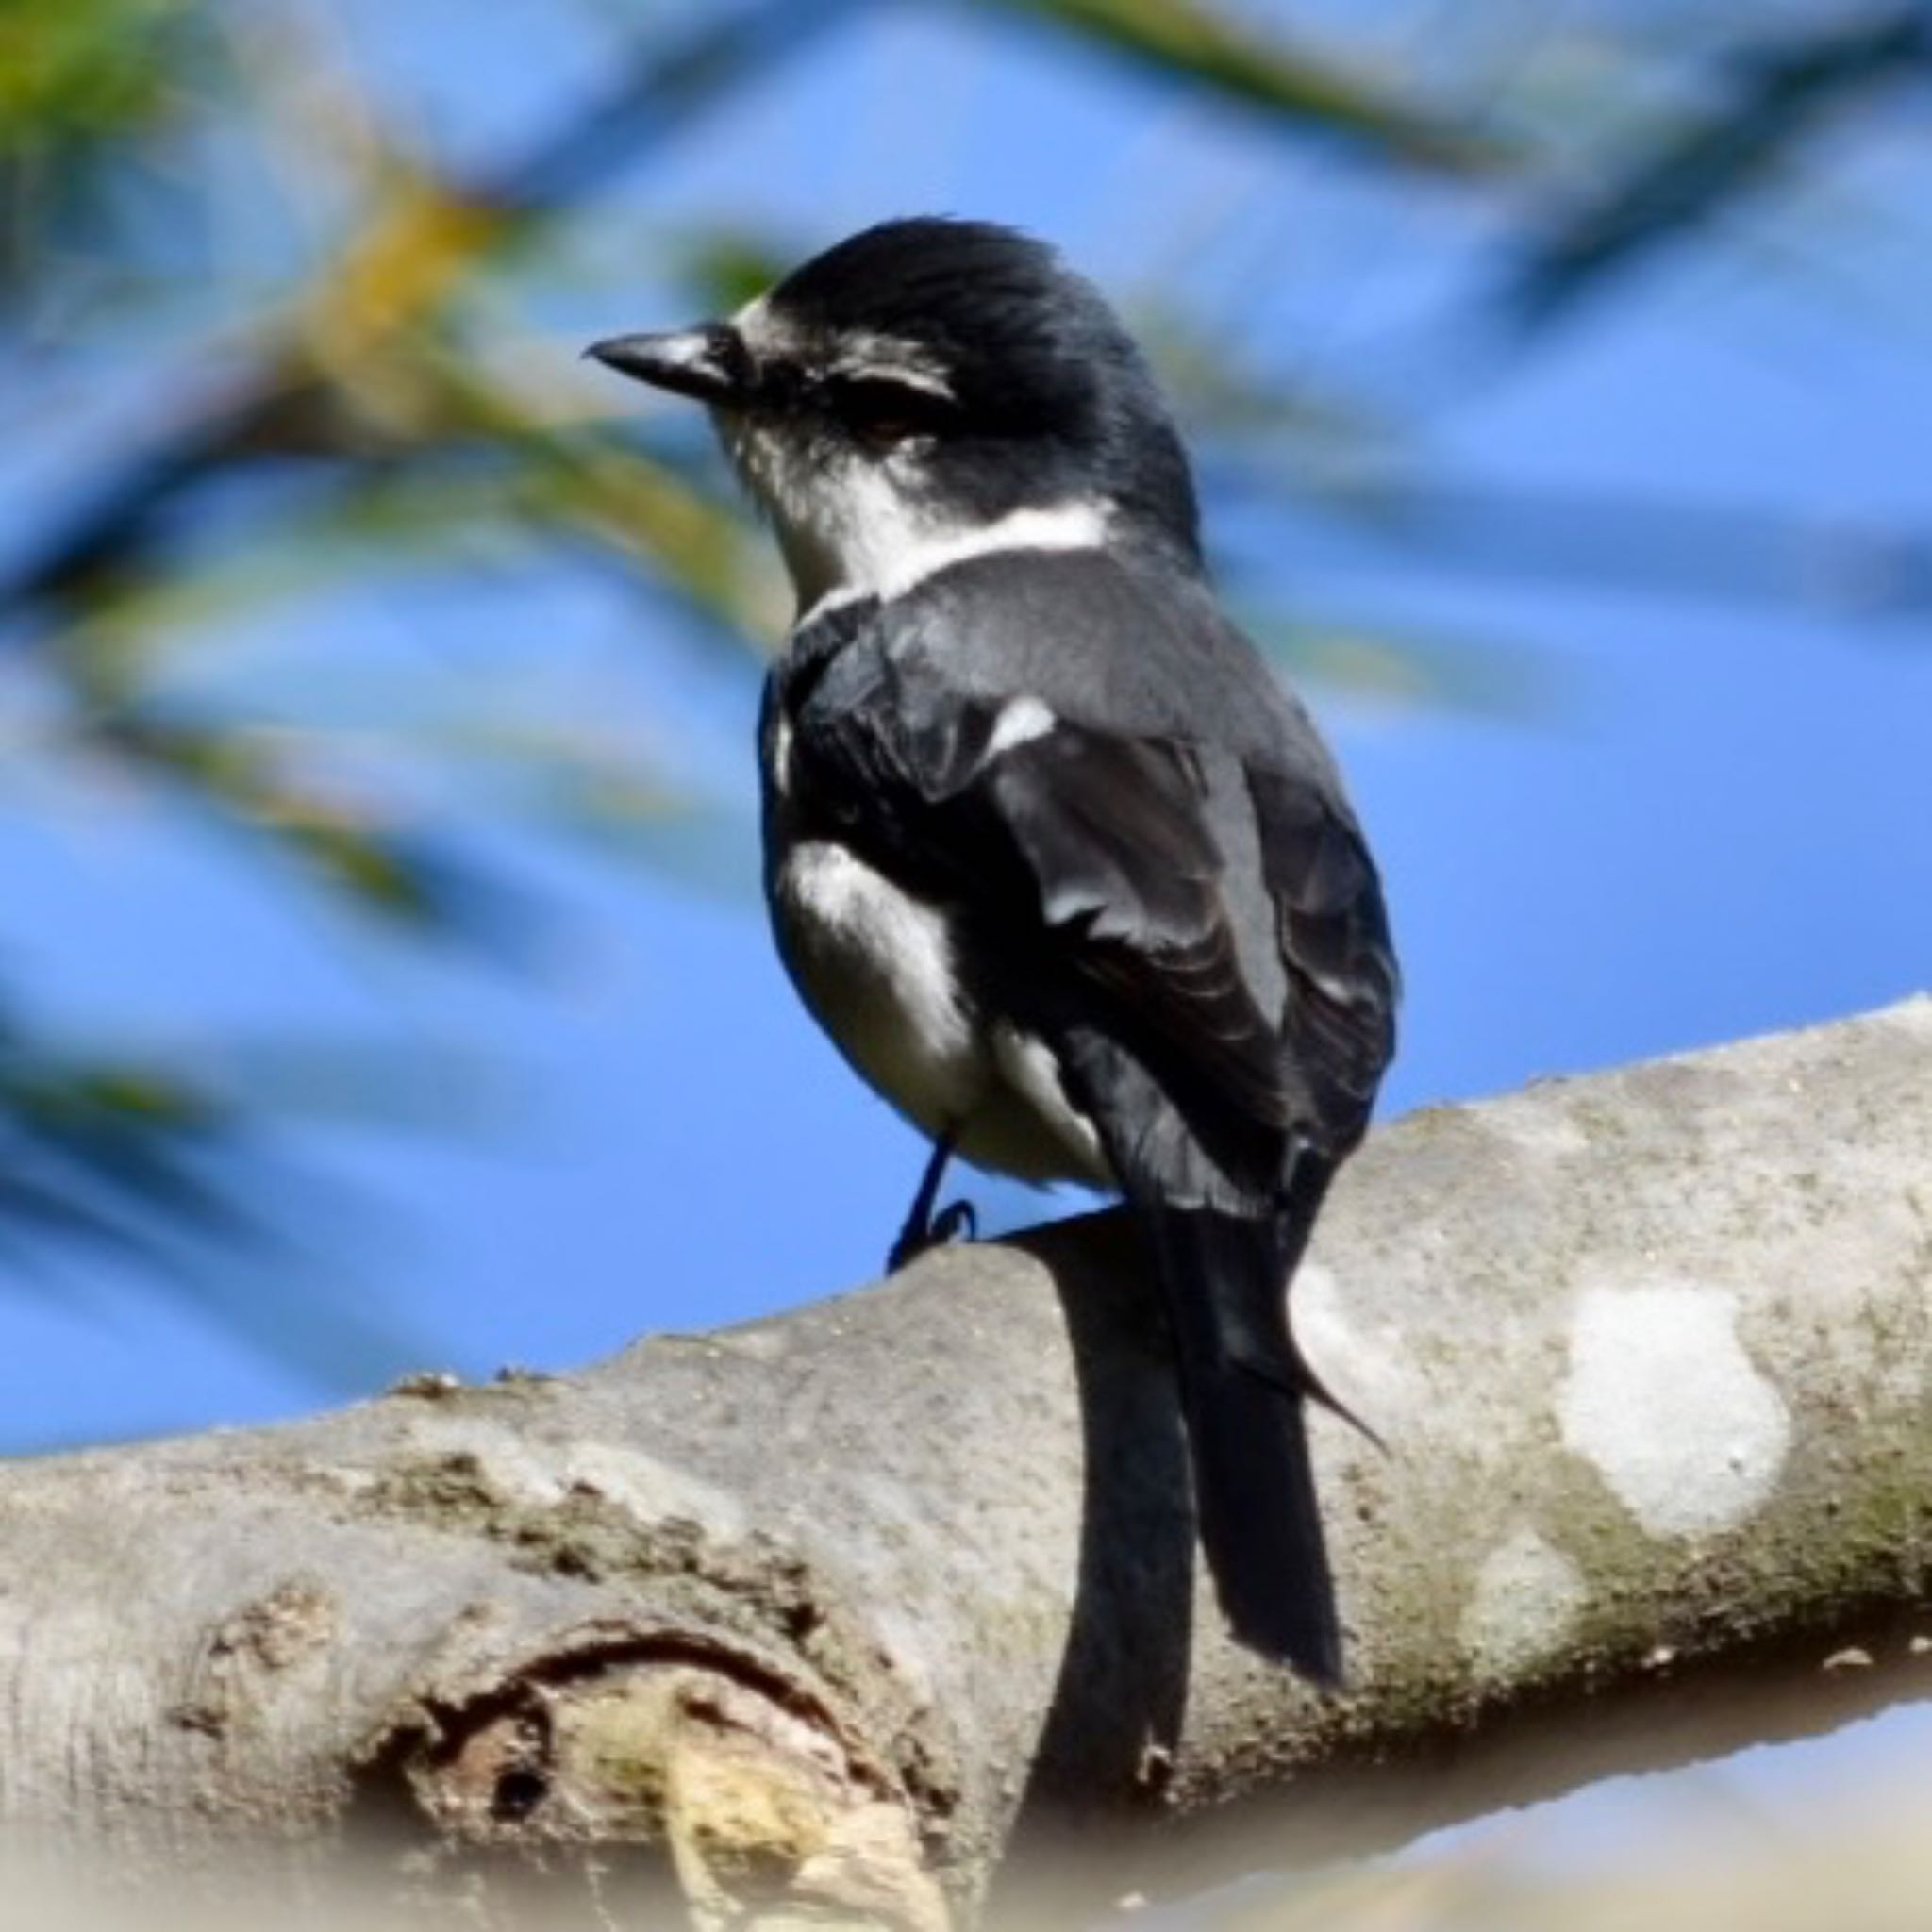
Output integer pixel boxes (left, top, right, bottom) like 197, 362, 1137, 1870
787, 587, 1397, 1199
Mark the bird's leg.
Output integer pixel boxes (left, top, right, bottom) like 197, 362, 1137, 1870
887, 1127, 977, 1271
929, 1197, 978, 1245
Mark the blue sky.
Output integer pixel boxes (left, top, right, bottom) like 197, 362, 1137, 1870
6, 0, 1927, 1439
3, 0, 1931, 1854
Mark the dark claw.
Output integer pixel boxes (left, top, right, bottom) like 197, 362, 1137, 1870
889, 1128, 963, 1272
929, 1199, 977, 1246
887, 1195, 978, 1273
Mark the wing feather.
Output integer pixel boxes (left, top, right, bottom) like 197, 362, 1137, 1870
782, 604, 1394, 1186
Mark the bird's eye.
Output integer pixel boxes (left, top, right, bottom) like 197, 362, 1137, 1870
829, 377, 950, 451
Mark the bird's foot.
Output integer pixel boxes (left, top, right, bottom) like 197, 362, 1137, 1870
931, 1197, 978, 1246
887, 1196, 978, 1273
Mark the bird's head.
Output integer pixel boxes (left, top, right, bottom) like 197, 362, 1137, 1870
588, 217, 1202, 612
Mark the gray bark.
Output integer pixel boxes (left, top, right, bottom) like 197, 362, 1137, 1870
2, 999, 1928, 1929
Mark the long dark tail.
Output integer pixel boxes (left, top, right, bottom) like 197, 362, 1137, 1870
1143, 1161, 1350, 1684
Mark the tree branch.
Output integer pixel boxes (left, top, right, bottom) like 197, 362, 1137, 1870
2, 999, 1928, 1926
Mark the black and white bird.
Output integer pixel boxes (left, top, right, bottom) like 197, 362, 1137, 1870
589, 218, 1398, 1683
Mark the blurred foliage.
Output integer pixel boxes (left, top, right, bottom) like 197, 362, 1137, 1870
991, 0, 1512, 172
0, 1002, 461, 1384
1, 0, 1929, 1369
1506, 4, 1932, 325
0, 0, 225, 294
6, 1758, 1932, 1926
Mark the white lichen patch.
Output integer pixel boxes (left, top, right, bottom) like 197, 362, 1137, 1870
1462, 1526, 1586, 1675
1559, 1278, 1791, 1537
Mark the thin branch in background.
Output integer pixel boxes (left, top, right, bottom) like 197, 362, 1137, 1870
1208, 459, 1932, 625
990, 0, 1515, 174
0, 1028, 440, 1392
1503, 3, 1932, 328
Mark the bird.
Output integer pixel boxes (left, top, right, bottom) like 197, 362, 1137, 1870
588, 218, 1398, 1683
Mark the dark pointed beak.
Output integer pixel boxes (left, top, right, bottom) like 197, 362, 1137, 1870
584, 325, 746, 406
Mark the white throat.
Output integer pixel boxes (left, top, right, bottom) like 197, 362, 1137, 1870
805, 498, 1112, 623
718, 413, 1109, 621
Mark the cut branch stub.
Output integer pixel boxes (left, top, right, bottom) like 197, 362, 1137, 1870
387, 1633, 948, 1929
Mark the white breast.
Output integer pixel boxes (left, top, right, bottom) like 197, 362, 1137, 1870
774, 840, 983, 1132
772, 839, 1111, 1189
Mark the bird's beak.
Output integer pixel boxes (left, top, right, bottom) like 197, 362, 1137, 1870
584, 326, 745, 406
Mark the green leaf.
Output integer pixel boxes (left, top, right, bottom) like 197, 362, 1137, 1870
0, 0, 203, 139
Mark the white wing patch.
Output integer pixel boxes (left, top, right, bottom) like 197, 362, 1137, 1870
767, 709, 795, 799
987, 695, 1057, 758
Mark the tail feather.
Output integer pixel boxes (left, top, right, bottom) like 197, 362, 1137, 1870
1146, 1190, 1344, 1684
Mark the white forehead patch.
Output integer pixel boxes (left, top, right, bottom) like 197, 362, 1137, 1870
730, 289, 774, 337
